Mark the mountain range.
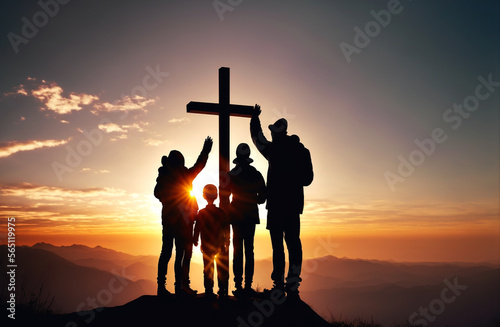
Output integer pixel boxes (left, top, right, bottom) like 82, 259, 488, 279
1, 243, 498, 326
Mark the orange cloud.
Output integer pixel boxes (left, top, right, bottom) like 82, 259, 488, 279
0, 183, 161, 234
0, 182, 125, 201
168, 117, 190, 124
3, 78, 156, 115
31, 83, 98, 114
98, 122, 126, 133
98, 122, 146, 134
302, 199, 499, 233
0, 139, 69, 158
92, 95, 156, 113
143, 138, 165, 146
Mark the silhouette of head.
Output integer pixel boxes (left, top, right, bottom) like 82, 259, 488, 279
168, 150, 185, 168
203, 184, 218, 203
161, 155, 169, 166
233, 143, 253, 165
269, 118, 288, 140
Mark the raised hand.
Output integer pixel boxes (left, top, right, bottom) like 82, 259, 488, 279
253, 104, 261, 117
203, 136, 213, 153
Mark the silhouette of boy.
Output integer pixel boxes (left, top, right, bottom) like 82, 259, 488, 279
229, 143, 266, 296
193, 184, 230, 298
250, 105, 313, 300
155, 136, 213, 297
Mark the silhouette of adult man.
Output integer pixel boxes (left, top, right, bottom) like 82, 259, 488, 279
250, 105, 313, 299
155, 136, 213, 296
229, 143, 266, 296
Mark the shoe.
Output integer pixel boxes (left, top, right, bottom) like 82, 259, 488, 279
232, 287, 244, 297
263, 283, 285, 295
157, 285, 171, 298
218, 288, 228, 299
205, 290, 216, 299
286, 291, 301, 302
244, 287, 258, 297
182, 285, 198, 296
285, 282, 301, 302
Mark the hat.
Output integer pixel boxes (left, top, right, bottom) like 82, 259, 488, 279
268, 118, 288, 134
233, 143, 253, 164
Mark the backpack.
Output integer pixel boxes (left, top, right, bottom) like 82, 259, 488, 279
290, 135, 313, 187
153, 182, 162, 200
298, 145, 314, 186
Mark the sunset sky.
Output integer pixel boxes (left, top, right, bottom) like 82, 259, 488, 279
0, 0, 498, 263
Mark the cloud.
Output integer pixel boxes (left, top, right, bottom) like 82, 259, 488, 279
97, 122, 147, 142
92, 95, 156, 113
121, 123, 144, 132
168, 117, 190, 124
143, 138, 165, 146
0, 139, 69, 158
80, 168, 110, 174
2, 84, 28, 97
98, 122, 125, 133
31, 84, 98, 114
0, 182, 125, 201
0, 183, 161, 233
110, 134, 128, 142
3, 78, 156, 115
302, 199, 500, 231
3, 78, 97, 114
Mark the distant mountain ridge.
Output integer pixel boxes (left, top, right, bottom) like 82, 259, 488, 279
0, 245, 156, 314
5, 243, 499, 326
31, 242, 147, 266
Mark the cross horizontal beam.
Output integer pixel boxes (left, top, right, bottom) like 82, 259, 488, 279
187, 101, 254, 118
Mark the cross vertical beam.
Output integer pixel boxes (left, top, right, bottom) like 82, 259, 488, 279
218, 67, 230, 210
186, 67, 255, 212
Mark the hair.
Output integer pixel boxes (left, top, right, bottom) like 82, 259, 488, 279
168, 150, 185, 167
203, 184, 218, 200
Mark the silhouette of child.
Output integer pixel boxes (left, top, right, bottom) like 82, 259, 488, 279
229, 143, 266, 296
193, 184, 230, 298
155, 137, 213, 297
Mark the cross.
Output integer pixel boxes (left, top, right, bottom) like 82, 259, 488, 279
186, 67, 254, 211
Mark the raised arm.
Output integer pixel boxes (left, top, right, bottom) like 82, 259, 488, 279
189, 136, 213, 177
250, 105, 271, 159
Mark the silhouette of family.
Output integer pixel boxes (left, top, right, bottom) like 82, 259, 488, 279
154, 104, 313, 300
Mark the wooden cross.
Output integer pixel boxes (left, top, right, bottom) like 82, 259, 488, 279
187, 67, 254, 211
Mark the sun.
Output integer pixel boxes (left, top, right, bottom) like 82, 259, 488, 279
192, 171, 219, 207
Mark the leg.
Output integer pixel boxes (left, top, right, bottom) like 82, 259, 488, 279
269, 228, 285, 289
243, 223, 256, 289
284, 214, 302, 294
182, 222, 194, 289
157, 226, 173, 287
173, 233, 184, 292
217, 248, 229, 297
232, 224, 244, 290
203, 251, 215, 294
